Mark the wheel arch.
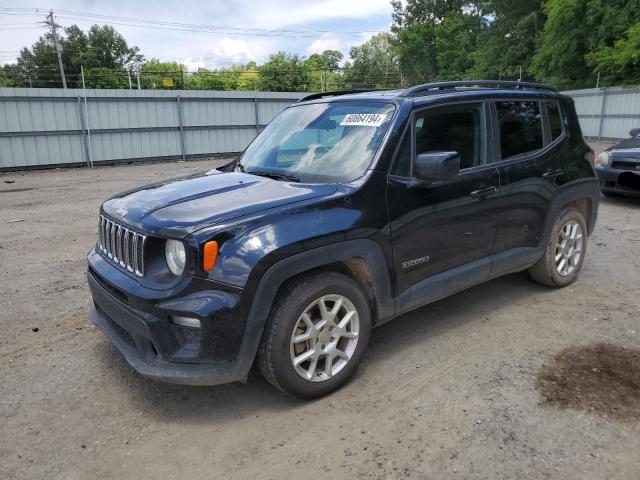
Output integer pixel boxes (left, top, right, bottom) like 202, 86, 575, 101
232, 239, 394, 379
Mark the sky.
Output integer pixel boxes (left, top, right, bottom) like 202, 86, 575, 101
0, 0, 395, 69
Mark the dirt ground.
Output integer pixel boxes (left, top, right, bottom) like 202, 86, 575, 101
1, 143, 640, 480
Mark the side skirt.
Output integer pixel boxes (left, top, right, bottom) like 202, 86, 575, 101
385, 246, 544, 326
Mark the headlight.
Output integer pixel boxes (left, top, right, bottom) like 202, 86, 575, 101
165, 239, 186, 276
595, 151, 610, 167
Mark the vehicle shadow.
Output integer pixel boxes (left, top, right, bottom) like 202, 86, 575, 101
96, 271, 551, 422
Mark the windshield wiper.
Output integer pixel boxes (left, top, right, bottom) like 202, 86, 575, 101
246, 170, 300, 182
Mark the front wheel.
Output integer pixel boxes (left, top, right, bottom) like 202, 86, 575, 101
528, 207, 588, 288
257, 272, 371, 399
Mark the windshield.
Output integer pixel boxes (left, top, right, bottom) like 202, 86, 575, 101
239, 101, 395, 183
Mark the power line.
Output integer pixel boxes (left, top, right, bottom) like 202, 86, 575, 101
0, 7, 385, 38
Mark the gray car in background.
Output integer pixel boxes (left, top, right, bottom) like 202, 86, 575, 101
594, 128, 640, 197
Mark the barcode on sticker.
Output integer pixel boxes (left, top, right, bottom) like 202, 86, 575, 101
340, 113, 387, 127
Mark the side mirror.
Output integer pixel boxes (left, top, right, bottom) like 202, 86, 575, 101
629, 128, 640, 138
414, 151, 460, 183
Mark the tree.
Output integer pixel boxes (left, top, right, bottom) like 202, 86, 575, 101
532, 0, 640, 89
6, 23, 142, 88
258, 52, 310, 92
79, 25, 143, 70
139, 59, 185, 89
587, 22, 640, 85
305, 50, 344, 91
471, 0, 544, 81
0, 67, 12, 87
342, 33, 400, 89
390, 0, 484, 84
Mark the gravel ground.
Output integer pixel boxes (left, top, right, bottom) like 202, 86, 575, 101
1, 144, 639, 480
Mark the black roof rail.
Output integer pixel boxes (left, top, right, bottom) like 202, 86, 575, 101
400, 80, 557, 97
297, 89, 378, 103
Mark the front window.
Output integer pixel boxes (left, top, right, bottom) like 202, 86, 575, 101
240, 101, 395, 182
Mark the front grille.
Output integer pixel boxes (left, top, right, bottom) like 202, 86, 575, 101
98, 215, 146, 277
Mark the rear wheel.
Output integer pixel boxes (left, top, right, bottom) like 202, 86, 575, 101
528, 207, 587, 288
257, 272, 371, 399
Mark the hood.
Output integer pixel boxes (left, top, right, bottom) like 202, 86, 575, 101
610, 136, 640, 153
102, 171, 338, 237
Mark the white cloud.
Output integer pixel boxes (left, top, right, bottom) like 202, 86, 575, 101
245, 0, 391, 29
183, 57, 206, 72
0, 0, 393, 69
196, 38, 258, 67
306, 34, 344, 55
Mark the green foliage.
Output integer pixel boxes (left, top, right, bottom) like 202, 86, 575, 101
82, 67, 130, 89
0, 67, 12, 87
140, 59, 185, 89
305, 50, 344, 91
343, 33, 400, 89
79, 25, 143, 70
391, 0, 483, 83
259, 52, 310, 92
587, 22, 640, 85
532, 0, 640, 89
3, 1, 640, 92
6, 23, 143, 88
471, 0, 544, 81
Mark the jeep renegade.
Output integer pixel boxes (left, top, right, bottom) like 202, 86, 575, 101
87, 81, 600, 398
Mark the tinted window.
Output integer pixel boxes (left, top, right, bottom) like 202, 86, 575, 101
496, 101, 543, 159
546, 101, 563, 140
416, 104, 484, 170
390, 103, 485, 176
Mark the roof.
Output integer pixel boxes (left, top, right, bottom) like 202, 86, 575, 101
297, 81, 558, 104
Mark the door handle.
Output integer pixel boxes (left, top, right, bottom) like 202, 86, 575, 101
469, 186, 498, 198
542, 168, 564, 179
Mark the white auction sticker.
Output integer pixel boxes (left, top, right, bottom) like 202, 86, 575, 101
340, 113, 387, 127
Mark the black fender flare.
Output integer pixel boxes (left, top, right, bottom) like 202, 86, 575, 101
230, 239, 394, 379
542, 178, 600, 245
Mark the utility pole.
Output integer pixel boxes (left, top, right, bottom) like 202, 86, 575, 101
44, 10, 67, 89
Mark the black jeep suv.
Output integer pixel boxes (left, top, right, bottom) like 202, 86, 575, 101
87, 81, 600, 398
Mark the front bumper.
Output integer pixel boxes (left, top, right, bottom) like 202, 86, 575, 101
596, 166, 640, 197
87, 249, 253, 385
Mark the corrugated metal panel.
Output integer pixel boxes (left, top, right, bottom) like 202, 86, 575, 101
563, 87, 640, 139
0, 87, 305, 169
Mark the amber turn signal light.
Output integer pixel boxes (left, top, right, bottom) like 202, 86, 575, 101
203, 240, 218, 271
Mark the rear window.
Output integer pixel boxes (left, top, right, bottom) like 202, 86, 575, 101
496, 101, 543, 159
546, 101, 563, 140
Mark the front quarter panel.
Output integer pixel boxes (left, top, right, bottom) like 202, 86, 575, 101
191, 181, 383, 288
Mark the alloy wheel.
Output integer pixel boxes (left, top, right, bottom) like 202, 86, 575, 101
289, 294, 360, 382
555, 220, 584, 276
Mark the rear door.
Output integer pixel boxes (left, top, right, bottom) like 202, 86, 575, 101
490, 99, 569, 258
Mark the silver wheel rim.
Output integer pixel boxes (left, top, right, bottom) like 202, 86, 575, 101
289, 294, 360, 382
555, 220, 583, 276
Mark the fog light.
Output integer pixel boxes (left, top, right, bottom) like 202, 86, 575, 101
171, 315, 201, 328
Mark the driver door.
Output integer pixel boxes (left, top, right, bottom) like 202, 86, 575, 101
387, 102, 501, 309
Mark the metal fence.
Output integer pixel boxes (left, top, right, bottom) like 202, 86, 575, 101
0, 88, 306, 170
562, 86, 640, 141
3, 86, 638, 170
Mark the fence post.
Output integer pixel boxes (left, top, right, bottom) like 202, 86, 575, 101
76, 96, 91, 167
597, 88, 608, 140
176, 95, 186, 160
254, 97, 260, 135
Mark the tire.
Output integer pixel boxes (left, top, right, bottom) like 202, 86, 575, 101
528, 207, 588, 288
257, 272, 371, 399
